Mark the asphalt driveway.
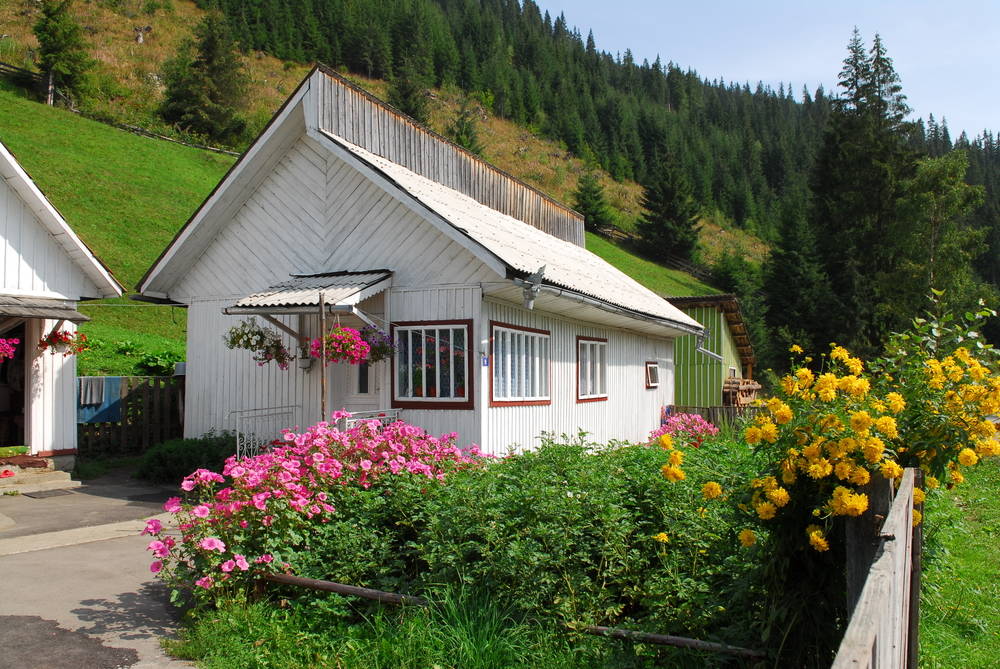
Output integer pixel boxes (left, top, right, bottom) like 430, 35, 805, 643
0, 469, 191, 668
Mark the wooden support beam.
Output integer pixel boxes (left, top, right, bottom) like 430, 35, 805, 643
260, 314, 306, 343
575, 624, 766, 660
261, 572, 428, 607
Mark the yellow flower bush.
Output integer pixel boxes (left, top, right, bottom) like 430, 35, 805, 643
720, 301, 1000, 554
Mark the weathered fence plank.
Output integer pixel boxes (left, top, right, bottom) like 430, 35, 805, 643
833, 468, 917, 669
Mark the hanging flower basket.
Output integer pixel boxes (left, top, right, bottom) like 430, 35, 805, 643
0, 338, 19, 363
224, 318, 294, 370
359, 325, 396, 363
310, 326, 370, 365
38, 330, 87, 356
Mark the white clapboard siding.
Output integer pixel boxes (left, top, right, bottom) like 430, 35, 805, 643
480, 300, 674, 454
25, 318, 78, 454
173, 136, 494, 303
1, 175, 99, 299
314, 69, 584, 246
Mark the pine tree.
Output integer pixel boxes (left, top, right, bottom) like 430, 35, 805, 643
637, 160, 699, 261
446, 99, 484, 155
808, 30, 917, 354
33, 0, 92, 104
388, 57, 430, 123
572, 171, 614, 231
160, 13, 249, 145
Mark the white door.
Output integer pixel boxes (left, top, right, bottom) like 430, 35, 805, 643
345, 362, 380, 414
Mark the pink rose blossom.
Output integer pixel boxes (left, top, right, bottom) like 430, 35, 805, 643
220, 560, 236, 573
150, 561, 163, 573
195, 576, 214, 589
180, 479, 196, 491
255, 554, 273, 564
234, 554, 250, 571
192, 505, 211, 518
163, 497, 182, 513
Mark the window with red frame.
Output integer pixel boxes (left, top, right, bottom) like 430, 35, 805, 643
577, 337, 608, 401
393, 322, 470, 406
491, 322, 550, 404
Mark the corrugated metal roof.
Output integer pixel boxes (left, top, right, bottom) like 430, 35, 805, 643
232, 271, 391, 309
321, 131, 702, 332
0, 295, 90, 322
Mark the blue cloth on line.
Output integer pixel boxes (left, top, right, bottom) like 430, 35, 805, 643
77, 377, 122, 423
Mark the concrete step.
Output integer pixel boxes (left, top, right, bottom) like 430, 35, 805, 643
0, 469, 81, 496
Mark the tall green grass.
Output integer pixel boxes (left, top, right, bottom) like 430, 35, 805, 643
920, 458, 1000, 667
585, 232, 720, 297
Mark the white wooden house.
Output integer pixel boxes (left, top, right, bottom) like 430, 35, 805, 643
0, 141, 123, 463
138, 67, 704, 453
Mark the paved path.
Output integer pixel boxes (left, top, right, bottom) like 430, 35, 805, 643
0, 470, 193, 668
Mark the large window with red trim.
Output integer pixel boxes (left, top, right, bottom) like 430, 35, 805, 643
392, 321, 473, 409
491, 322, 550, 406
577, 336, 608, 402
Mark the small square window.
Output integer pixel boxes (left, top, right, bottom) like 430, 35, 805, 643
645, 361, 660, 388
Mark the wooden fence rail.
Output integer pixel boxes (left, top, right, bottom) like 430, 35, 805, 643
78, 376, 184, 458
833, 468, 920, 668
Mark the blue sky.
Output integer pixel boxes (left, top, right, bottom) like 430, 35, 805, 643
535, 1, 998, 138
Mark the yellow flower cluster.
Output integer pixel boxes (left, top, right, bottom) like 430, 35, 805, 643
829, 486, 869, 517
806, 524, 830, 552
659, 434, 687, 483
702, 481, 723, 500
738, 529, 757, 547
652, 532, 670, 543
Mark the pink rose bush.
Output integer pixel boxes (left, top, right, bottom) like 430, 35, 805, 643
648, 412, 720, 449
144, 412, 486, 603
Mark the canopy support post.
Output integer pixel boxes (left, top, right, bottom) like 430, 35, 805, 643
319, 292, 327, 422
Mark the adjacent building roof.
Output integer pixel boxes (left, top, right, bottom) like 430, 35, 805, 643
321, 131, 702, 334
0, 141, 123, 299
668, 294, 755, 370
0, 295, 90, 322
225, 271, 392, 313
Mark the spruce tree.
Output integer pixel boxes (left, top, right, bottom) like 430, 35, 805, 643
446, 100, 484, 155
33, 0, 92, 104
388, 58, 430, 123
637, 161, 699, 261
572, 170, 614, 231
160, 12, 248, 145
808, 30, 916, 354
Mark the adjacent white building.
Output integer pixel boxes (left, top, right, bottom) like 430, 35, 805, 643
139, 67, 703, 454
0, 141, 123, 462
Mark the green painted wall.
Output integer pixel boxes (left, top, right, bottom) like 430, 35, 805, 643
674, 306, 742, 407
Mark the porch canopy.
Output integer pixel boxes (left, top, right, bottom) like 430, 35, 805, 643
0, 295, 90, 324
222, 270, 392, 326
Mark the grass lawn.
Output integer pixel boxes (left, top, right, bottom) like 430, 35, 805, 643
585, 232, 720, 297
920, 458, 1000, 667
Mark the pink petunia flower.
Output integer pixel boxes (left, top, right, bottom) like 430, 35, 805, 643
163, 497, 182, 513
150, 561, 163, 574
234, 554, 250, 571
192, 505, 211, 518
180, 479, 196, 491
195, 575, 214, 589
220, 560, 236, 573
199, 537, 226, 553
141, 518, 163, 535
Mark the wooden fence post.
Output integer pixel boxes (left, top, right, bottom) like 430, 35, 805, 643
846, 473, 894, 613
907, 469, 924, 668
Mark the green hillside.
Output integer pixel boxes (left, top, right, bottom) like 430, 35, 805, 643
0, 82, 716, 374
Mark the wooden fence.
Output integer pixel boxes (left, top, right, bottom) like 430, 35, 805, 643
0, 60, 42, 89
833, 468, 921, 668
78, 376, 184, 458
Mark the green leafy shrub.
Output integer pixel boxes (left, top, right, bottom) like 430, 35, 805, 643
136, 432, 235, 486
136, 350, 183, 376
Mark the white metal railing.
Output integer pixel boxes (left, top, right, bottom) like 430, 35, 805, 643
337, 409, 401, 431
230, 406, 297, 459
